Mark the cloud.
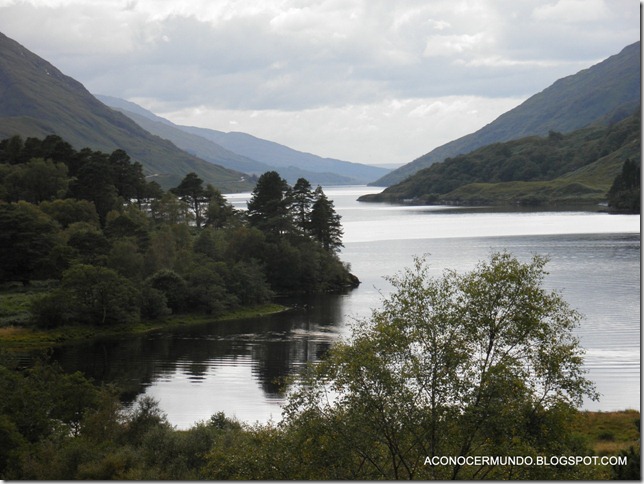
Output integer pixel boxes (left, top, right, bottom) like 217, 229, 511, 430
0, 0, 638, 165
153, 95, 524, 165
532, 0, 610, 23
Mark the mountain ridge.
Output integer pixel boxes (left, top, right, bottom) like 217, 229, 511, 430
373, 41, 640, 187
359, 109, 640, 206
0, 31, 253, 191
97, 95, 390, 185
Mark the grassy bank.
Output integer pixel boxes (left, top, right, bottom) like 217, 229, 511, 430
0, 302, 288, 349
573, 409, 640, 455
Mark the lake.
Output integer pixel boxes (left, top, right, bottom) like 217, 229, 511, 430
51, 186, 640, 429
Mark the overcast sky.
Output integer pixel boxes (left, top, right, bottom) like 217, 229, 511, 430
0, 0, 639, 166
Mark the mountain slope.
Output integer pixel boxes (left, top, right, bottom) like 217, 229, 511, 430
374, 41, 640, 187
97, 95, 368, 185
0, 31, 252, 191
99, 95, 390, 185
359, 110, 640, 206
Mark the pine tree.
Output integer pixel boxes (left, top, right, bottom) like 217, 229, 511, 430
247, 171, 293, 237
291, 178, 315, 234
309, 186, 343, 252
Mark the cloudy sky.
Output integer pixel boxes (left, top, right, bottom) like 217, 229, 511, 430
0, 0, 639, 166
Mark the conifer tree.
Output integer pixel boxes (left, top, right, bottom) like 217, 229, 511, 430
309, 186, 343, 252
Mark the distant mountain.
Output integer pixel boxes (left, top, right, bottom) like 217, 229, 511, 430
182, 126, 390, 185
97, 95, 272, 175
359, 110, 640, 206
0, 31, 252, 191
98, 95, 390, 186
374, 41, 641, 187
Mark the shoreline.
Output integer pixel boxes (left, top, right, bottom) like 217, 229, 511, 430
0, 303, 290, 350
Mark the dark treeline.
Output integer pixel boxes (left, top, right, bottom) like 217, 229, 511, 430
0, 134, 357, 328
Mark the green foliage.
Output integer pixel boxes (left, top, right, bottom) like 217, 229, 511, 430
608, 158, 640, 213
365, 111, 640, 206
247, 170, 293, 237
375, 41, 640, 187
309, 186, 343, 253
0, 135, 355, 331
0, 201, 62, 284
60, 264, 140, 325
281, 253, 598, 479
2, 157, 69, 203
145, 269, 188, 314
40, 198, 99, 228
171, 172, 210, 227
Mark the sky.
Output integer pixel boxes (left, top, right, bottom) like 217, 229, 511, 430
0, 0, 639, 167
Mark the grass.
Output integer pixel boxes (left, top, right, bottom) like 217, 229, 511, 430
440, 179, 608, 206
0, 301, 289, 349
572, 409, 640, 456
0, 281, 289, 349
0, 281, 56, 328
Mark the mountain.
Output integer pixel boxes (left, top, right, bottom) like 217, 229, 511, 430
181, 126, 391, 185
97, 95, 390, 186
0, 31, 252, 191
96, 95, 273, 175
359, 110, 640, 206
374, 41, 641, 187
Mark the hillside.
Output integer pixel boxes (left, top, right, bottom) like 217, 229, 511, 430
359, 111, 640, 206
182, 126, 390, 185
99, 95, 390, 185
374, 41, 640, 187
97, 95, 370, 186
0, 31, 252, 191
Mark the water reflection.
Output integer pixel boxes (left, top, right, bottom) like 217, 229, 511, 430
47, 294, 345, 424
39, 187, 640, 428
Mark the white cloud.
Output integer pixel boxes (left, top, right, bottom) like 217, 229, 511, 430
532, 0, 610, 23
154, 95, 524, 166
0, 0, 638, 165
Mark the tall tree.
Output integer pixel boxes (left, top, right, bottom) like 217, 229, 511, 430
247, 171, 292, 237
291, 178, 315, 234
204, 185, 237, 229
172, 172, 209, 228
108, 149, 146, 203
69, 152, 119, 226
309, 186, 343, 252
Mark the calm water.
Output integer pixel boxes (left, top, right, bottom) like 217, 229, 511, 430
51, 186, 640, 428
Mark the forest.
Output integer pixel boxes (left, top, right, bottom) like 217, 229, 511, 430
0, 134, 357, 330
361, 111, 640, 210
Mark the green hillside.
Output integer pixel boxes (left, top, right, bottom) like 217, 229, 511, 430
359, 111, 640, 206
0, 32, 252, 191
374, 41, 640, 187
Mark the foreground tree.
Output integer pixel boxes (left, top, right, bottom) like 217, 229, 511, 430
282, 252, 597, 479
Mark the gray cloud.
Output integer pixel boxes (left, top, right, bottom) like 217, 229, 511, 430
0, 0, 638, 165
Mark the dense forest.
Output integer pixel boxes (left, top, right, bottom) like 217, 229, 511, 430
0, 134, 357, 329
360, 110, 640, 210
